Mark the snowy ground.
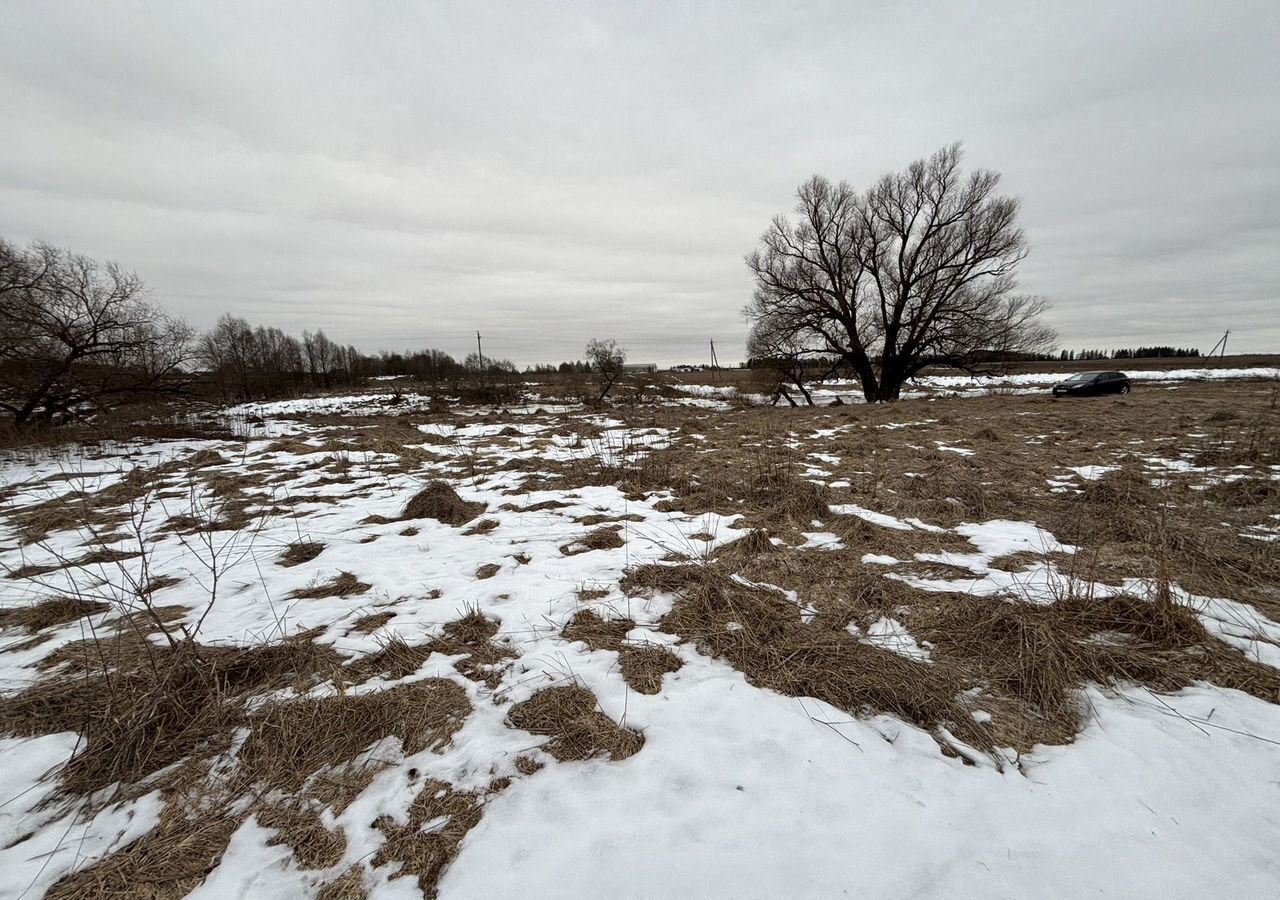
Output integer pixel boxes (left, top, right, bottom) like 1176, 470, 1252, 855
671, 364, 1280, 406
1, 382, 1278, 899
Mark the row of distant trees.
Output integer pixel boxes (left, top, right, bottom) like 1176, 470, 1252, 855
0, 238, 633, 427
1061, 347, 1201, 361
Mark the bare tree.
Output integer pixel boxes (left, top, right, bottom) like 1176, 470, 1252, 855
0, 240, 193, 428
745, 144, 1056, 403
585, 338, 627, 401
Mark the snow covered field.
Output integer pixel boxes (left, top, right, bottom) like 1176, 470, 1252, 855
1, 378, 1278, 899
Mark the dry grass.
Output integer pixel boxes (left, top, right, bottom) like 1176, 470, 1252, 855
372, 779, 486, 898
257, 804, 347, 870
239, 679, 470, 811
649, 563, 991, 750
401, 481, 486, 526
317, 868, 368, 900
0, 635, 347, 797
0, 596, 110, 632
475, 562, 501, 579
277, 540, 325, 567
561, 608, 633, 650
910, 591, 1280, 747
289, 571, 372, 599
507, 685, 644, 761
430, 610, 516, 688
349, 610, 396, 633
45, 807, 242, 900
560, 526, 625, 556
619, 644, 683, 694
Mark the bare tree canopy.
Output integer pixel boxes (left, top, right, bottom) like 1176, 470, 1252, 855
0, 240, 193, 428
585, 338, 627, 401
746, 144, 1056, 403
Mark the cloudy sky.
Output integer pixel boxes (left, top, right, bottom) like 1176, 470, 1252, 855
2, 1, 1277, 365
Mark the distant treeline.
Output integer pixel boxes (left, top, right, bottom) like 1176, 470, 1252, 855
201, 314, 525, 402
1061, 347, 1201, 361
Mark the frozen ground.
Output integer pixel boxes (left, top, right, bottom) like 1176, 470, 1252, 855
1, 386, 1278, 899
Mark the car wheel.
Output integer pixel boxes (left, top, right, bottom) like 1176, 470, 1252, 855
1119, 384, 1130, 395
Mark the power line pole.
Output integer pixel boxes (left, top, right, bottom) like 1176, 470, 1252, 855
476, 330, 484, 382
709, 339, 720, 382
1207, 329, 1230, 361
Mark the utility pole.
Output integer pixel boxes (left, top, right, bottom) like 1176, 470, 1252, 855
476, 330, 484, 382
709, 339, 721, 382
1207, 329, 1230, 361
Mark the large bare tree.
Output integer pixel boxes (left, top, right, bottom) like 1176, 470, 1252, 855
746, 144, 1056, 402
0, 240, 193, 428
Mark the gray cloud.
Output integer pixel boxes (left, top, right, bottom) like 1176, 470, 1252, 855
3, 0, 1277, 365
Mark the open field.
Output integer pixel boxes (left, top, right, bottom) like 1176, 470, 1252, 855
1, 371, 1278, 899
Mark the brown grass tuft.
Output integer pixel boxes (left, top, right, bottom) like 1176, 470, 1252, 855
0, 596, 110, 632
506, 685, 644, 761
560, 526, 625, 556
402, 481, 486, 526
277, 540, 325, 567
372, 779, 485, 898
561, 609, 633, 651
290, 571, 371, 599
619, 644, 683, 694
258, 804, 347, 870
240, 679, 470, 812
349, 611, 396, 633
45, 808, 241, 900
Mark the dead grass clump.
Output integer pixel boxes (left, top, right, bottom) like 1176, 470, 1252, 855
507, 685, 644, 761
349, 636, 434, 681
372, 779, 485, 898
317, 868, 368, 900
402, 481, 485, 526
185, 449, 227, 468
257, 804, 347, 870
560, 526, 625, 556
561, 609, 634, 651
656, 564, 988, 749
475, 562, 501, 579
240, 679, 470, 809
911, 593, 1280, 747
619, 644, 683, 694
0, 596, 109, 632
757, 472, 831, 527
45, 808, 241, 900
431, 611, 516, 687
350, 611, 396, 633
290, 571, 371, 599
278, 540, 325, 567
463, 518, 499, 535
0, 635, 347, 797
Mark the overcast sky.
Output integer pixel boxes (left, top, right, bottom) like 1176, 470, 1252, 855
2, 1, 1277, 365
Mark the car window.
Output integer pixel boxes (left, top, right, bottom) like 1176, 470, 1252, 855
1066, 373, 1093, 382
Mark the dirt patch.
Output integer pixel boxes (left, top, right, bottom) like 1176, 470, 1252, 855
506, 684, 644, 761
475, 563, 501, 579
